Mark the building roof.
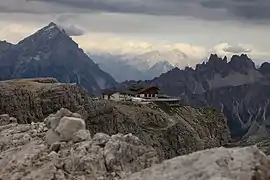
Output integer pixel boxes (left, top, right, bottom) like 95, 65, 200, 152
102, 85, 159, 96
136, 86, 159, 94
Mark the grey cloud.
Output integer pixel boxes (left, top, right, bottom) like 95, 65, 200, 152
1, 0, 270, 22
57, 23, 85, 36
223, 45, 252, 53
56, 14, 80, 22
200, 0, 270, 21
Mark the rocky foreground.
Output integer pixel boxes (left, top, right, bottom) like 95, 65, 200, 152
1, 110, 270, 180
0, 109, 159, 180
1, 78, 270, 179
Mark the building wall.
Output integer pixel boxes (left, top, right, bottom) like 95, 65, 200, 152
109, 93, 132, 101
110, 92, 121, 101
141, 88, 158, 98
103, 94, 110, 100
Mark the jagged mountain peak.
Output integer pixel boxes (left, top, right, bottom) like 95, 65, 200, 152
0, 40, 13, 49
38, 22, 66, 35
207, 54, 227, 66
18, 22, 71, 47
195, 54, 256, 74
259, 62, 270, 76
0, 40, 12, 44
229, 54, 256, 72
0, 23, 117, 94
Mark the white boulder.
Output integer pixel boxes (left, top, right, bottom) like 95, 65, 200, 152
124, 146, 270, 180
55, 116, 86, 142
72, 129, 91, 143
45, 129, 62, 145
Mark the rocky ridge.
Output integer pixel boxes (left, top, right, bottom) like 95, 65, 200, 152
0, 78, 230, 160
0, 109, 159, 180
1, 110, 270, 180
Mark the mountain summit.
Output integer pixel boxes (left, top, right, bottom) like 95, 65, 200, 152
0, 22, 117, 94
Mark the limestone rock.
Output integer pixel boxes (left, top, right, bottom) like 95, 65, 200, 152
45, 129, 62, 145
0, 114, 17, 126
44, 108, 79, 130
92, 133, 111, 146
104, 133, 159, 177
86, 102, 230, 160
124, 146, 270, 180
44, 108, 87, 145
0, 120, 158, 180
0, 79, 90, 124
55, 116, 86, 141
72, 129, 91, 143
0, 114, 9, 126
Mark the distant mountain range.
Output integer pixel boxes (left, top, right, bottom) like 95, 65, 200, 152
91, 53, 174, 82
0, 22, 116, 94
2, 22, 270, 141
121, 54, 270, 140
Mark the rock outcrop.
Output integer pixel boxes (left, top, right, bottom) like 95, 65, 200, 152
0, 114, 17, 125
124, 146, 270, 180
85, 101, 230, 160
1, 112, 269, 180
0, 111, 159, 180
186, 82, 270, 139
0, 78, 89, 124
44, 108, 89, 145
0, 79, 230, 160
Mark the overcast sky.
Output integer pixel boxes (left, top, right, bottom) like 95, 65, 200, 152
0, 0, 270, 65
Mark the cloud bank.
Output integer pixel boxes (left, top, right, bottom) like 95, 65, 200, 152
1, 0, 270, 22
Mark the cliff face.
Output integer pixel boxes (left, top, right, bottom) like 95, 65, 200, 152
0, 78, 230, 160
84, 102, 230, 160
0, 78, 89, 124
185, 82, 270, 139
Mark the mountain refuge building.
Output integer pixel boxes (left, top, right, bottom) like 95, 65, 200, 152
101, 85, 159, 101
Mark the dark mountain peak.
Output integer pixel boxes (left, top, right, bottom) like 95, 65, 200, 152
185, 66, 194, 71
229, 54, 255, 72
260, 62, 270, 69
195, 54, 228, 73
40, 22, 65, 35
209, 54, 219, 60
171, 67, 180, 72
0, 40, 14, 55
18, 22, 70, 47
208, 54, 227, 64
0, 23, 117, 94
48, 22, 57, 27
0, 40, 12, 44
259, 62, 270, 75
223, 56, 228, 62
16, 22, 81, 59
0, 40, 13, 48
